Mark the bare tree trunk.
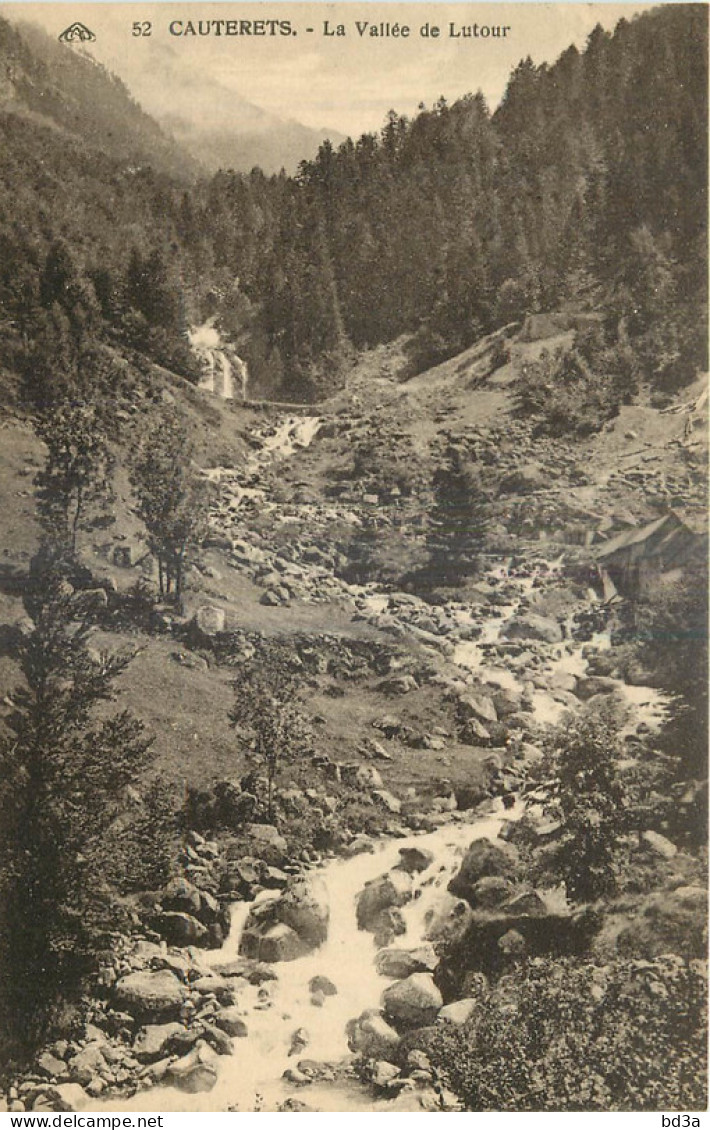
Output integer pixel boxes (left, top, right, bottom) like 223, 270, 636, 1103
71, 486, 83, 554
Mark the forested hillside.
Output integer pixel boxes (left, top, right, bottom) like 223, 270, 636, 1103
0, 3, 707, 1113
0, 5, 707, 406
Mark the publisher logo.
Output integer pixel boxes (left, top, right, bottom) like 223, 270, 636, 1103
58, 22, 96, 44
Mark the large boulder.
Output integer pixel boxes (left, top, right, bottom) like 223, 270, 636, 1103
346, 1009, 400, 1058
161, 876, 201, 916
448, 838, 519, 903
396, 846, 435, 874
357, 871, 412, 932
165, 1043, 218, 1093
194, 605, 226, 636
469, 876, 516, 910
133, 1023, 183, 1063
246, 823, 289, 864
240, 876, 330, 962
214, 1007, 248, 1038
502, 614, 563, 645
424, 895, 474, 946
258, 923, 307, 963
457, 691, 498, 725
277, 875, 330, 948
67, 1043, 107, 1086
32, 1084, 89, 1112
151, 912, 207, 947
113, 970, 186, 1019
376, 944, 438, 979
575, 675, 619, 700
382, 973, 443, 1028
372, 907, 407, 948
437, 998, 479, 1026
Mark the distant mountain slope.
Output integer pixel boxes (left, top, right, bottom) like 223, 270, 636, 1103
0, 17, 199, 179
163, 111, 346, 175
140, 46, 345, 174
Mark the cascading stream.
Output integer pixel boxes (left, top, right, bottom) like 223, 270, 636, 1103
95, 803, 516, 1113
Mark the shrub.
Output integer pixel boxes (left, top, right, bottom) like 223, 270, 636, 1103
417, 955, 707, 1111
538, 705, 629, 901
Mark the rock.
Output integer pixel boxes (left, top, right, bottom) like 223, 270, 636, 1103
397, 846, 435, 874
503, 614, 563, 645
357, 871, 412, 932
378, 675, 418, 695
437, 998, 479, 1026
151, 912, 207, 947
277, 875, 330, 949
575, 676, 619, 700
189, 975, 236, 1003
200, 1024, 234, 1057
165, 1043, 218, 1093
194, 606, 226, 635
342, 834, 376, 857
37, 1052, 68, 1079
498, 928, 527, 957
500, 462, 547, 495
245, 823, 289, 864
372, 789, 402, 814
382, 973, 443, 1028
113, 970, 186, 1019
133, 1023, 183, 1063
371, 1061, 401, 1088
469, 875, 516, 909
502, 889, 548, 916
373, 907, 407, 948
457, 691, 498, 725
257, 923, 307, 963
448, 838, 519, 902
461, 717, 491, 745
425, 896, 474, 946
161, 877, 201, 916
288, 1027, 309, 1057
308, 975, 337, 997
67, 1043, 106, 1086
346, 1010, 400, 1058
341, 764, 383, 789
376, 944, 438, 979
641, 830, 678, 859
214, 1007, 248, 1038
34, 1084, 89, 1112
492, 689, 523, 718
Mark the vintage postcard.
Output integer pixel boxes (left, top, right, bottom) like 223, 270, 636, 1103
0, 0, 707, 1117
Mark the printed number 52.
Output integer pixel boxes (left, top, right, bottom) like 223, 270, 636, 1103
132, 21, 151, 35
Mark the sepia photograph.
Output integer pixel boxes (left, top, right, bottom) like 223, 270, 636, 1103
0, 0, 707, 1115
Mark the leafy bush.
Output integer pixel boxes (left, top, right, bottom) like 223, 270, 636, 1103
514, 326, 637, 437
537, 705, 629, 901
417, 955, 707, 1111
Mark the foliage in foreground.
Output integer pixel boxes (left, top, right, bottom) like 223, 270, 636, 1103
0, 574, 153, 1051
417, 955, 707, 1111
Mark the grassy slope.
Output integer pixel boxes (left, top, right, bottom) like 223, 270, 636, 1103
0, 331, 706, 802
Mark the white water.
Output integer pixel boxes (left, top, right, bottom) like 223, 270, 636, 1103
95, 804, 515, 1113
189, 320, 248, 401
205, 415, 323, 511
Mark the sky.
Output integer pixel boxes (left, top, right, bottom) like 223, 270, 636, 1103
3, 2, 656, 135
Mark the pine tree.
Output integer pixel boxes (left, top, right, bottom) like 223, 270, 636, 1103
34, 399, 115, 556
0, 572, 152, 1049
129, 410, 208, 601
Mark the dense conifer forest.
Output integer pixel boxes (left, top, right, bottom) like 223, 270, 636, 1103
0, 3, 707, 1115
0, 5, 707, 405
